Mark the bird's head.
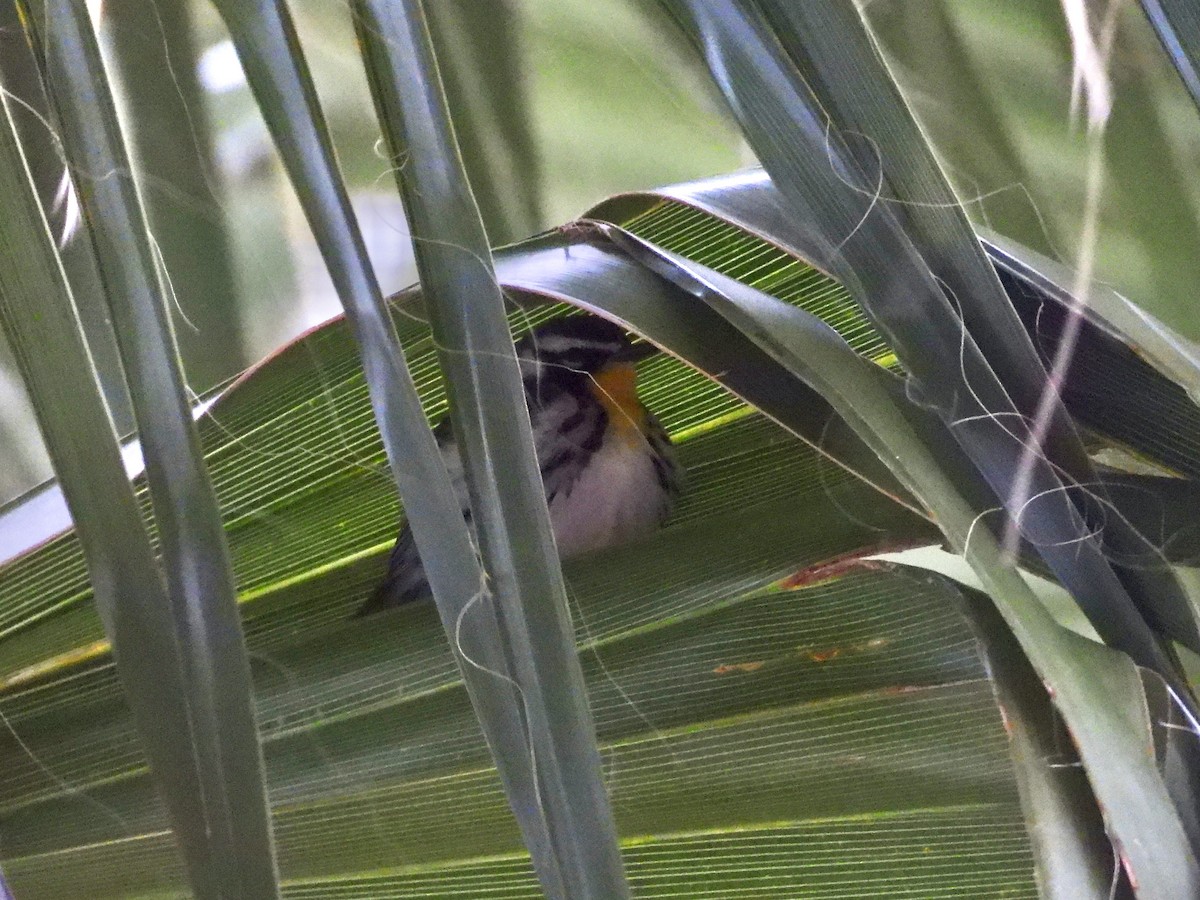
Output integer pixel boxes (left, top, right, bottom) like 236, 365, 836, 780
515, 315, 653, 380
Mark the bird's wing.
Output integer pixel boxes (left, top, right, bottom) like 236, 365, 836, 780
353, 522, 427, 617
356, 385, 608, 616
645, 410, 683, 517
530, 387, 608, 503
355, 417, 468, 616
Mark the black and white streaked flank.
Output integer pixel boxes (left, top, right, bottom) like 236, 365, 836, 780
355, 315, 682, 617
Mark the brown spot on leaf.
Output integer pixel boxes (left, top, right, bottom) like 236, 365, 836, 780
712, 661, 766, 675
808, 648, 841, 663
777, 539, 928, 591
780, 555, 891, 590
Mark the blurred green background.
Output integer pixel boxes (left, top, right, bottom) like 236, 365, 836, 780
1, 0, 1196, 506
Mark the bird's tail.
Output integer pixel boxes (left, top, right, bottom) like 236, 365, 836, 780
354, 525, 430, 617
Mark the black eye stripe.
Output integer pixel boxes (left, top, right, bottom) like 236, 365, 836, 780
528, 348, 616, 368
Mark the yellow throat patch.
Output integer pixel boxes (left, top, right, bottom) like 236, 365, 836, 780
590, 362, 646, 443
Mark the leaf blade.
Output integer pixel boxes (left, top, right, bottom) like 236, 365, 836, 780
353, 2, 627, 894
0, 56, 265, 898
601, 233, 1199, 896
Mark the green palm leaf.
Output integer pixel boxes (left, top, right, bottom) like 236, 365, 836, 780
2, 1, 1199, 897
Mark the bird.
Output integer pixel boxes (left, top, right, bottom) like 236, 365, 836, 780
355, 314, 682, 617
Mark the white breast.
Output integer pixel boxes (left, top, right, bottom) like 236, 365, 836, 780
548, 430, 669, 558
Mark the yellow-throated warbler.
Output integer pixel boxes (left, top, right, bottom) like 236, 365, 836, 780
356, 315, 681, 616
